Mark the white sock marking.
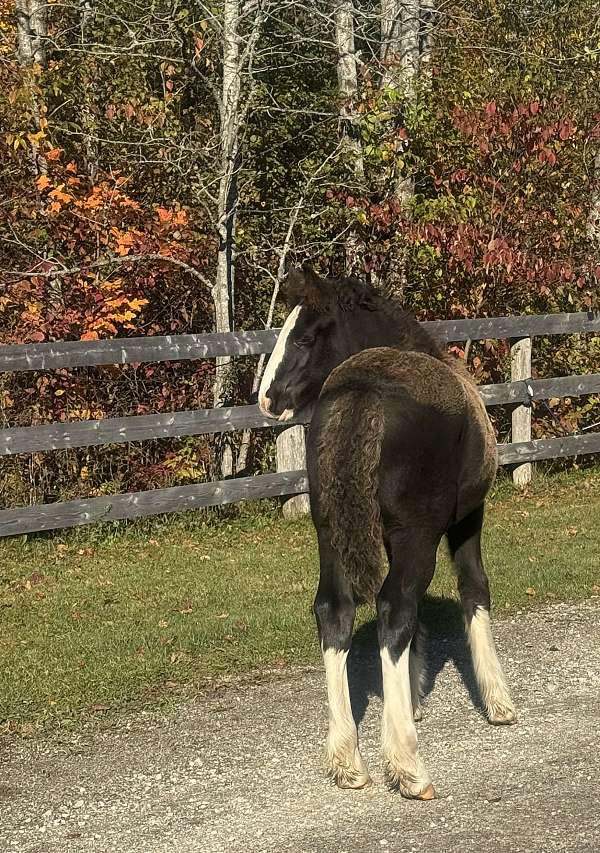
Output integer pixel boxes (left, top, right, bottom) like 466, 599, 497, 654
468, 607, 516, 722
381, 645, 431, 793
322, 647, 369, 786
258, 305, 302, 417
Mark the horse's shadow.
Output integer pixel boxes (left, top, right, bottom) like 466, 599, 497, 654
347, 595, 484, 726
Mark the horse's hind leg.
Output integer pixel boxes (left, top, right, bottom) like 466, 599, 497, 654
378, 530, 436, 800
385, 538, 425, 723
313, 534, 371, 789
447, 505, 517, 725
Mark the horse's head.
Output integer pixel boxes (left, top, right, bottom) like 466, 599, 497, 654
258, 266, 378, 420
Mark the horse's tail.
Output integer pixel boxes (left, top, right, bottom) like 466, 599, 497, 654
315, 385, 385, 602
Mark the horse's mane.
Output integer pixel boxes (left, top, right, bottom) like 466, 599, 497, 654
285, 265, 469, 375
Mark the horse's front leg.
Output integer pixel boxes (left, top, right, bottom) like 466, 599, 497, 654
313, 541, 371, 789
377, 537, 436, 800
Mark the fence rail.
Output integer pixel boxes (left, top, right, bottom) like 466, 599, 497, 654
1, 373, 599, 457
1, 310, 598, 537
1, 311, 598, 373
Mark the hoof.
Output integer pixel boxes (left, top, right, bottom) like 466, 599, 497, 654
395, 779, 436, 801
411, 783, 436, 801
488, 702, 517, 726
384, 763, 435, 800
413, 706, 423, 723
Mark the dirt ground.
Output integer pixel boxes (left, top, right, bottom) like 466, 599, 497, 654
2, 599, 600, 853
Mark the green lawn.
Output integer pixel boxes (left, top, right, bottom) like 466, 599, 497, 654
1, 468, 598, 737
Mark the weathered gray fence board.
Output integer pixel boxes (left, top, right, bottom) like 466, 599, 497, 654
1, 432, 598, 537
0, 471, 309, 537
497, 432, 600, 465
0, 330, 281, 372
0, 405, 289, 456
479, 372, 600, 406
1, 311, 598, 372
425, 311, 600, 343
2, 373, 599, 456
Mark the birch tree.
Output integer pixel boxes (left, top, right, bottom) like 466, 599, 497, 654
334, 0, 363, 176
213, 0, 267, 475
334, 0, 364, 271
15, 0, 47, 175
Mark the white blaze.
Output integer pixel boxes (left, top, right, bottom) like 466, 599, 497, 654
258, 305, 302, 418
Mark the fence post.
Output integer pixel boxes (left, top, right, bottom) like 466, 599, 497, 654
276, 425, 310, 518
510, 336, 533, 486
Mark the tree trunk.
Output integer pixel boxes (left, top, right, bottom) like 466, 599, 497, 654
400, 0, 420, 98
15, 0, 47, 176
419, 0, 435, 81
15, 0, 46, 66
334, 0, 363, 272
212, 0, 243, 477
379, 1, 423, 296
334, 0, 363, 175
380, 0, 402, 88
212, 0, 266, 478
80, 0, 99, 182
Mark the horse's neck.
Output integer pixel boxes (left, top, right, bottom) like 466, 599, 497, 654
342, 309, 443, 361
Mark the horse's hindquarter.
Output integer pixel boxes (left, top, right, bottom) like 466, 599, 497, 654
321, 347, 497, 524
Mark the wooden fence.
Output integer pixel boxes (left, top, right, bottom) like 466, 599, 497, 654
0, 311, 599, 537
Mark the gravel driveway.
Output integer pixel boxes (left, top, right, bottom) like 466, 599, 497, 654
2, 599, 599, 853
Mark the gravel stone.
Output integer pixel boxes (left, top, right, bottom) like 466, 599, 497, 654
1, 600, 599, 852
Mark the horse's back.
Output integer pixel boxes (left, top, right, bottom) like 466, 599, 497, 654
314, 347, 497, 527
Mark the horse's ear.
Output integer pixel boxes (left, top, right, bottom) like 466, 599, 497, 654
285, 265, 331, 311
338, 278, 379, 312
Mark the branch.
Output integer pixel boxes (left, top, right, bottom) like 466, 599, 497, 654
1, 254, 214, 292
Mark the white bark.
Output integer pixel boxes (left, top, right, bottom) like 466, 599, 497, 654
15, 0, 47, 67
213, 0, 242, 413
80, 0, 99, 182
15, 0, 47, 176
334, 0, 363, 272
380, 0, 402, 88
400, 0, 420, 99
334, 0, 363, 177
212, 0, 266, 477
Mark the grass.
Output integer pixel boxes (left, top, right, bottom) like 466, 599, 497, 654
0, 467, 599, 737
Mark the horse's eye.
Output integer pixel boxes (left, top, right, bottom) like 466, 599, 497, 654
294, 335, 314, 349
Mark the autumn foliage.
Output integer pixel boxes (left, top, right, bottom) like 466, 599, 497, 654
1, 0, 599, 506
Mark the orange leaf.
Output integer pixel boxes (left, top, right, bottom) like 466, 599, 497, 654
157, 207, 172, 222
66, 161, 78, 173
81, 331, 99, 341
36, 175, 51, 191
46, 148, 62, 161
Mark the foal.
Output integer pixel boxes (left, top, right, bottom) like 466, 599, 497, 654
259, 267, 516, 799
